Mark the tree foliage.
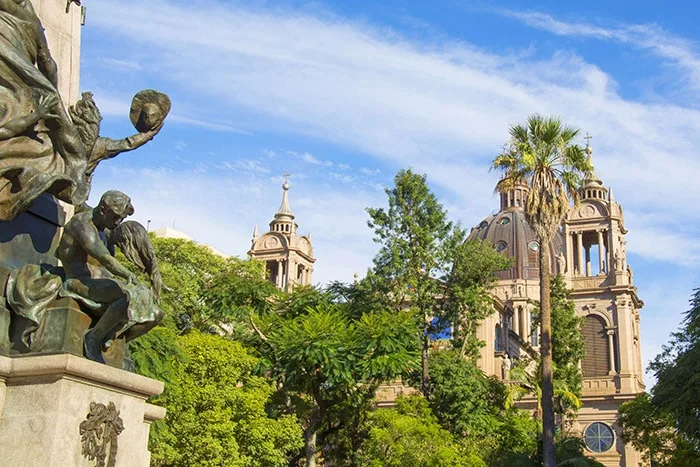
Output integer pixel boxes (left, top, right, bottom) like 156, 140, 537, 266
150, 332, 303, 467
427, 350, 539, 465
250, 286, 420, 466
446, 240, 513, 359
366, 168, 464, 395
357, 396, 477, 467
549, 275, 584, 398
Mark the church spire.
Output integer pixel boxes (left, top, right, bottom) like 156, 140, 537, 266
276, 172, 294, 218
580, 134, 607, 201
269, 172, 297, 236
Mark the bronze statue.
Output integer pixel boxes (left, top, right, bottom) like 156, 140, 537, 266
0, 0, 88, 220
0, 5, 170, 365
57, 190, 163, 363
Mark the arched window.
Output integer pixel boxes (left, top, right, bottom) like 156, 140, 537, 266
495, 324, 502, 351
582, 316, 610, 377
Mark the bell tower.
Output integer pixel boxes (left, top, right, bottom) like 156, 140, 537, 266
562, 137, 645, 465
248, 174, 315, 291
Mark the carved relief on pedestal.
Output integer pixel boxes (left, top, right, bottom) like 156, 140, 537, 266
79, 401, 124, 467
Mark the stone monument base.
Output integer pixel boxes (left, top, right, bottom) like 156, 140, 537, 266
0, 353, 164, 466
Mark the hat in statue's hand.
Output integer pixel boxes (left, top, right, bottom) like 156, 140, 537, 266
129, 90, 171, 133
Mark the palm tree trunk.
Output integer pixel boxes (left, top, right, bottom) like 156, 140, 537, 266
539, 242, 556, 467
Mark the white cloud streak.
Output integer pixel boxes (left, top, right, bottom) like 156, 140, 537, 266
501, 10, 700, 93
85, 0, 700, 269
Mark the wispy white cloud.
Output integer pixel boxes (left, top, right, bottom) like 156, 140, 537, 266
297, 151, 333, 167
359, 167, 381, 176
98, 57, 142, 71
234, 158, 271, 174
87, 0, 700, 273
500, 10, 700, 93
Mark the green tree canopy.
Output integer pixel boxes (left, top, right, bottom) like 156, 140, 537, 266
366, 168, 464, 395
357, 396, 478, 467
446, 239, 513, 359
250, 286, 420, 467
150, 332, 303, 467
427, 350, 539, 465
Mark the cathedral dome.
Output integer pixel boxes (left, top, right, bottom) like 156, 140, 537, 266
468, 203, 562, 281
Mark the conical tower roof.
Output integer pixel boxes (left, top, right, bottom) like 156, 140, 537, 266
580, 136, 607, 200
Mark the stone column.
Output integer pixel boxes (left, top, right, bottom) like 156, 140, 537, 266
524, 306, 532, 345
615, 295, 637, 391
564, 228, 573, 275
585, 245, 592, 277
608, 228, 616, 273
513, 307, 520, 338
576, 232, 584, 276
597, 230, 605, 273
276, 260, 283, 289
607, 330, 616, 375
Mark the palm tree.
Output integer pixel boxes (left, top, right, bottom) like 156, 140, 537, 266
506, 360, 582, 423
492, 115, 589, 467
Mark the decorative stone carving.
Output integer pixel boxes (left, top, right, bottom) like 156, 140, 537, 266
79, 401, 124, 467
262, 235, 281, 250
614, 252, 623, 271
556, 251, 566, 274
501, 353, 511, 380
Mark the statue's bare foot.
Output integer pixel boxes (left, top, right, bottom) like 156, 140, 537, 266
83, 330, 105, 364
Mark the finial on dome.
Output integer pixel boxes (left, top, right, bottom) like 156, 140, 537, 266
275, 172, 294, 218
252, 224, 258, 238
584, 133, 593, 156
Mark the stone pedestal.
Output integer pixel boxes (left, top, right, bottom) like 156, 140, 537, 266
0, 354, 164, 466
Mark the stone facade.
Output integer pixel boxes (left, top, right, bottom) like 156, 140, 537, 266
249, 176, 315, 291
468, 144, 645, 466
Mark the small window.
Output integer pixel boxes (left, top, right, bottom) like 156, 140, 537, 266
495, 324, 502, 351
528, 241, 540, 252
495, 241, 507, 252
497, 217, 511, 225
479, 221, 489, 229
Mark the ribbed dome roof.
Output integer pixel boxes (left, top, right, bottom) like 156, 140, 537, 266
467, 209, 562, 281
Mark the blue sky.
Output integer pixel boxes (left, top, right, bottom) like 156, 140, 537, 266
80, 0, 700, 384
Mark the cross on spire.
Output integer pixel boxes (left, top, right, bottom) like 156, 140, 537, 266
584, 133, 593, 146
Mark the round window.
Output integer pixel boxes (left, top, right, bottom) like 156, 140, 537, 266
584, 422, 615, 453
495, 241, 508, 252
497, 217, 511, 225
528, 241, 540, 252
